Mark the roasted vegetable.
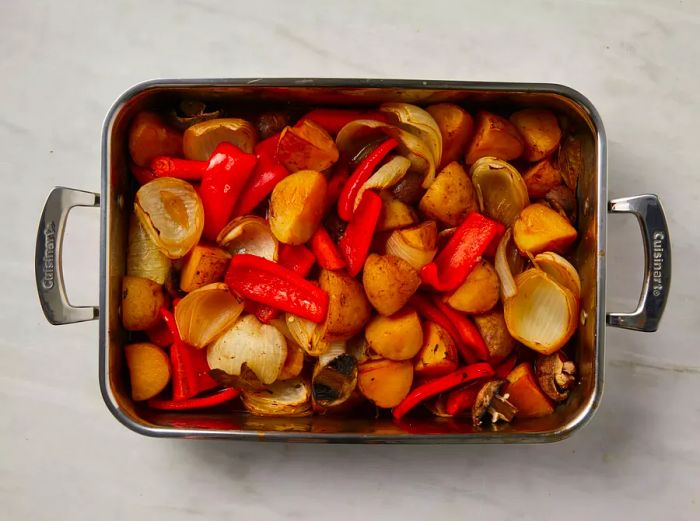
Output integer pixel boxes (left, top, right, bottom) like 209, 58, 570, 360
419, 161, 477, 226
465, 111, 524, 164
183, 118, 256, 160
385, 221, 437, 270
319, 269, 371, 341
242, 377, 312, 416
124, 342, 171, 401
358, 359, 413, 408
414, 321, 459, 377
377, 192, 418, 231
269, 170, 327, 244
472, 309, 516, 363
513, 203, 577, 255
510, 109, 561, 162
535, 352, 576, 402
121, 276, 165, 331
426, 103, 474, 169
128, 112, 182, 167
179, 244, 231, 292
127, 214, 171, 285
362, 254, 421, 316
503, 363, 555, 418
522, 159, 562, 199
470, 157, 529, 227
312, 342, 358, 408
277, 119, 339, 172
445, 260, 500, 314
217, 215, 279, 262
365, 307, 423, 361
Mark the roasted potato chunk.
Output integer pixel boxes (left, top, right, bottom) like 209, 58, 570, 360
513, 203, 577, 254
473, 309, 516, 363
522, 159, 562, 199
377, 192, 418, 231
358, 359, 414, 408
124, 342, 171, 401
445, 260, 500, 314
504, 363, 554, 418
365, 307, 423, 361
362, 254, 421, 316
121, 276, 165, 331
510, 109, 562, 162
128, 112, 182, 167
465, 111, 524, 164
319, 269, 371, 341
180, 244, 231, 292
269, 170, 327, 244
419, 161, 478, 226
426, 103, 474, 169
414, 321, 459, 377
277, 119, 339, 172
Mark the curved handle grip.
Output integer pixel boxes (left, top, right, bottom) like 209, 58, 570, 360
35, 187, 100, 325
606, 194, 671, 332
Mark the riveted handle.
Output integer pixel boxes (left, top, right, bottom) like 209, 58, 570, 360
35, 187, 100, 325
607, 194, 670, 332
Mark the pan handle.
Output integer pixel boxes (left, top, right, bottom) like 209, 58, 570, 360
606, 194, 670, 332
35, 187, 100, 325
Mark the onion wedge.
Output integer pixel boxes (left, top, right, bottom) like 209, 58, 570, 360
533, 252, 581, 299
470, 157, 529, 226
126, 214, 171, 284
380, 103, 443, 170
504, 269, 579, 355
175, 283, 244, 349
183, 118, 256, 160
312, 342, 358, 408
241, 377, 312, 417
354, 155, 411, 210
217, 215, 279, 261
385, 221, 438, 270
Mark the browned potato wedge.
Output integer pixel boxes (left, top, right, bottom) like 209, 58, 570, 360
269, 170, 327, 244
419, 161, 478, 226
277, 119, 339, 172
513, 203, 577, 254
473, 309, 516, 363
365, 307, 423, 361
510, 109, 562, 162
522, 159, 562, 199
465, 111, 524, 164
414, 321, 459, 377
377, 192, 418, 232
180, 244, 231, 292
121, 276, 165, 331
358, 359, 413, 408
444, 260, 500, 314
426, 104, 474, 169
319, 269, 371, 341
362, 254, 421, 316
124, 342, 171, 401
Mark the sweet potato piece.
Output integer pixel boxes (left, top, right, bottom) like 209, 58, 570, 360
319, 269, 371, 341
128, 112, 182, 167
414, 321, 459, 377
277, 119, 339, 173
522, 159, 562, 199
465, 111, 524, 164
473, 309, 515, 363
358, 359, 414, 408
121, 276, 165, 331
513, 203, 577, 255
445, 260, 499, 314
365, 308, 423, 361
419, 162, 478, 226
503, 362, 554, 418
363, 254, 421, 316
180, 244, 231, 292
269, 170, 327, 244
426, 104, 474, 169
510, 109, 562, 162
124, 342, 171, 401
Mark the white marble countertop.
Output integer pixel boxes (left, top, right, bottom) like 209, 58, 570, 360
2, 0, 699, 519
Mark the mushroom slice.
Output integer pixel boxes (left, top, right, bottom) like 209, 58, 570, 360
472, 379, 518, 426
535, 352, 577, 402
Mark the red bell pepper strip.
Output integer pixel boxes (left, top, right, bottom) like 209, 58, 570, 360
409, 294, 467, 361
310, 226, 346, 270
392, 363, 494, 420
325, 162, 349, 213
226, 254, 328, 323
431, 297, 490, 362
337, 138, 398, 221
131, 163, 158, 185
249, 244, 316, 323
159, 308, 218, 400
483, 221, 506, 258
150, 156, 208, 180
234, 133, 289, 216
445, 382, 483, 416
200, 143, 257, 241
148, 388, 239, 411
145, 317, 173, 347
338, 191, 383, 276
301, 108, 389, 136
494, 353, 518, 379
420, 212, 501, 292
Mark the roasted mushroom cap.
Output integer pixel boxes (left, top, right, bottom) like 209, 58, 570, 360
312, 347, 358, 409
472, 379, 518, 426
545, 185, 577, 224
535, 352, 577, 402
167, 100, 222, 130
